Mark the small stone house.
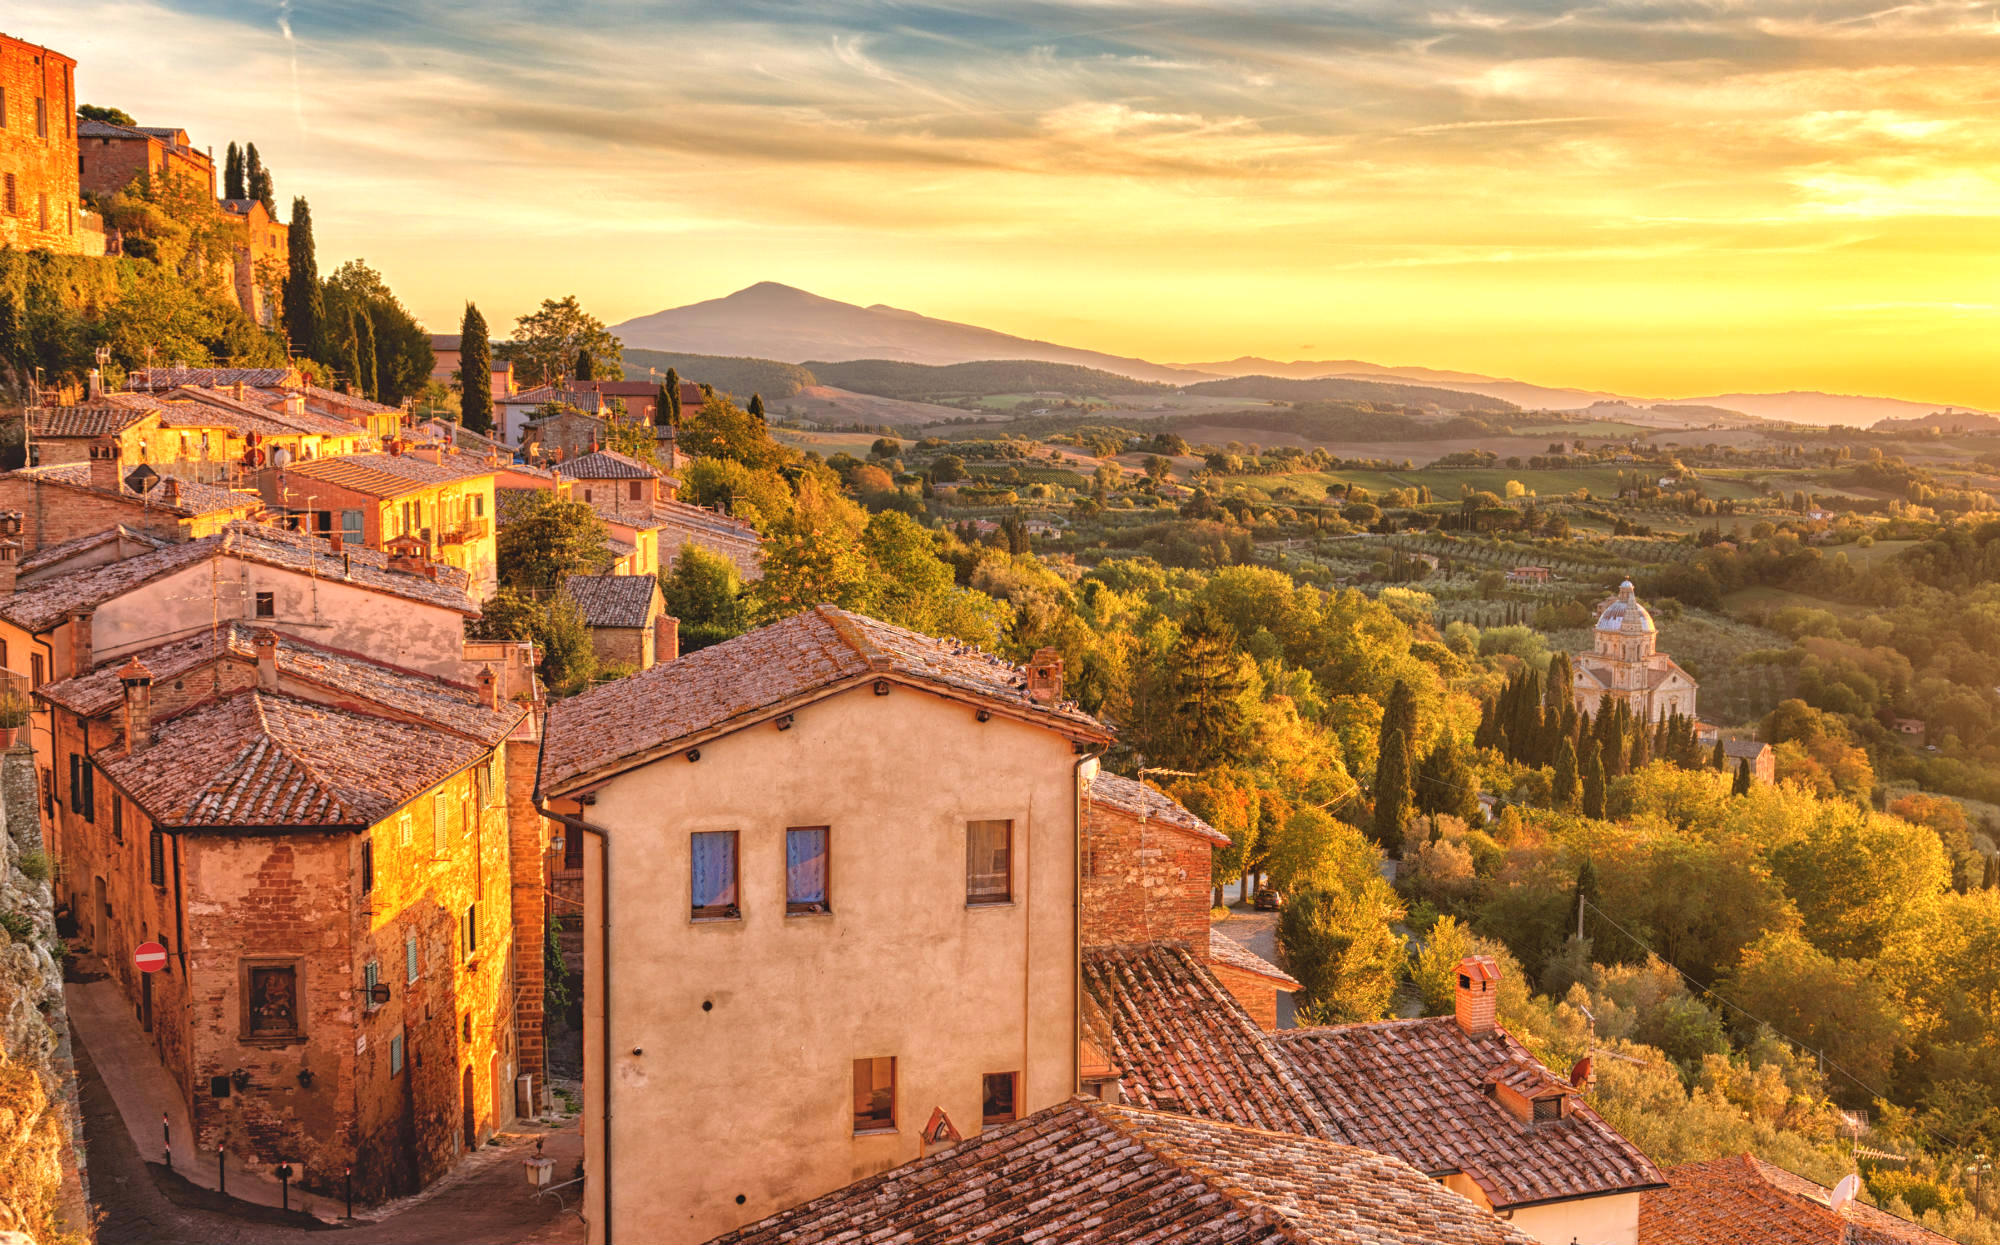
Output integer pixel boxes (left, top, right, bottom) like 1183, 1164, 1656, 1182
562, 573, 675, 671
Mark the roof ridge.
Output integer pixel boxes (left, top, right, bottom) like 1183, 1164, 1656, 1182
246, 692, 350, 819
1094, 1105, 1314, 1243
817, 603, 893, 672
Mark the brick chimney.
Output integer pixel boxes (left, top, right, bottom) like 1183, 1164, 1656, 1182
160, 478, 182, 508
119, 657, 154, 754
0, 540, 18, 599
1455, 955, 1500, 1036
655, 614, 679, 665
1025, 648, 1064, 704
87, 368, 103, 399
253, 629, 279, 690
328, 531, 344, 553
88, 438, 120, 493
68, 609, 94, 677
413, 445, 444, 465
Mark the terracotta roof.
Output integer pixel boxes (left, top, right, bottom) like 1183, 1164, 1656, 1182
1088, 771, 1230, 845
542, 604, 1108, 792
1082, 944, 1331, 1137
20, 463, 259, 517
651, 497, 761, 544
164, 387, 365, 439
715, 1098, 1539, 1245
27, 405, 151, 438
0, 520, 475, 634
34, 623, 521, 745
430, 334, 462, 352
126, 367, 301, 391
94, 690, 487, 829
1723, 740, 1771, 760
553, 450, 658, 480
503, 386, 606, 410
279, 451, 493, 497
563, 574, 659, 630
291, 383, 398, 417
17, 526, 171, 576
1273, 1017, 1665, 1210
1211, 928, 1302, 990
1641, 1154, 1951, 1245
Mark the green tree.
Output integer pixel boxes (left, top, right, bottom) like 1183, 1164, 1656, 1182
494, 492, 609, 590
77, 104, 137, 126
750, 475, 872, 621
1414, 730, 1479, 823
1723, 931, 1904, 1088
1280, 883, 1406, 1023
678, 394, 787, 470
506, 295, 622, 387
283, 196, 324, 361
659, 542, 747, 652
1372, 678, 1416, 853
1552, 737, 1580, 810
347, 305, 377, 400
748, 392, 765, 422
245, 142, 274, 214
223, 141, 245, 200
1582, 743, 1607, 819
537, 591, 598, 696
1731, 758, 1752, 796
1153, 601, 1254, 770
1411, 914, 1479, 1015
662, 367, 682, 427
459, 302, 493, 434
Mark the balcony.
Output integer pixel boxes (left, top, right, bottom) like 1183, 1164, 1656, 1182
439, 516, 491, 547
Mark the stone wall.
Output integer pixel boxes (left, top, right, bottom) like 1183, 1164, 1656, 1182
1080, 802, 1214, 951
0, 36, 92, 255
0, 745, 86, 1240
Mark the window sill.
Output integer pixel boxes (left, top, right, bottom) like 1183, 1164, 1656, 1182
852, 1126, 897, 1137
785, 905, 832, 918
965, 899, 1015, 909
237, 1033, 306, 1049
691, 911, 741, 924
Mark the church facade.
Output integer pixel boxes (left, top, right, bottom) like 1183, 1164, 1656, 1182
1572, 580, 1698, 724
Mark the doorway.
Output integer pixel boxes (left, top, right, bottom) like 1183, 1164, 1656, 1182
461, 1066, 476, 1150
490, 1052, 509, 1129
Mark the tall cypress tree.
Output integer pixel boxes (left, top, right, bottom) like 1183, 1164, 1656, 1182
247, 143, 275, 214
664, 367, 682, 427
344, 307, 368, 399
224, 142, 245, 200
1581, 745, 1607, 819
1731, 758, 1753, 796
1552, 737, 1579, 810
1710, 737, 1727, 771
1416, 731, 1477, 823
575, 346, 595, 381
282, 197, 325, 363
352, 307, 378, 401
1372, 679, 1417, 854
748, 392, 765, 423
459, 303, 494, 435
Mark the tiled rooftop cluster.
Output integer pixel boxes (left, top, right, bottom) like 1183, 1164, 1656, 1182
17, 462, 258, 516
712, 1098, 1542, 1245
1641, 1154, 1953, 1245
562, 574, 658, 629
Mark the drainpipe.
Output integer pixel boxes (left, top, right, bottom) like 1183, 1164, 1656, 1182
531, 714, 614, 1243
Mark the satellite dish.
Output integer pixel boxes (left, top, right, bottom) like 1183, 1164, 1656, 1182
1830, 1173, 1861, 1215
1568, 1056, 1594, 1088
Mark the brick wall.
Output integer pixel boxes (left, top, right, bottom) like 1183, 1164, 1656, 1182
1209, 962, 1280, 1032
0, 36, 89, 254
1080, 802, 1214, 951
503, 737, 549, 1096
657, 517, 762, 582
587, 625, 650, 671
0, 475, 200, 553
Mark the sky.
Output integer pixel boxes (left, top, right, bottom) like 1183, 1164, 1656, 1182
24, 1, 2000, 406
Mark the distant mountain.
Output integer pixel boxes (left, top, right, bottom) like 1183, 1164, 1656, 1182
612, 283, 1206, 384
807, 359, 1167, 401
1179, 374, 1515, 412
1673, 392, 1979, 429
621, 348, 817, 400
1869, 409, 2000, 434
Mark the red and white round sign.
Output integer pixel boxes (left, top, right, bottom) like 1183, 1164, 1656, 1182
134, 942, 168, 973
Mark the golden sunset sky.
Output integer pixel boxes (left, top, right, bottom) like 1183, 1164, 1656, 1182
27, 1, 2000, 405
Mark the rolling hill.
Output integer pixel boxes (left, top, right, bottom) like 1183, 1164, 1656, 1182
1180, 374, 1516, 413
611, 283, 1205, 384
806, 358, 1167, 401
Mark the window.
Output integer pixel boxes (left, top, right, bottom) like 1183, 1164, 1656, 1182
432, 793, 448, 853
399, 813, 412, 847
628, 481, 641, 501
461, 902, 479, 958
69, 755, 95, 823
563, 826, 583, 870
785, 827, 829, 914
0, 86, 7, 129
460, 791, 473, 838
405, 929, 420, 983
246, 964, 300, 1037
1532, 1096, 1565, 1123
0, 637, 8, 666
111, 796, 123, 844
1, 173, 12, 216
341, 509, 364, 540
853, 1057, 896, 1134
582, 488, 593, 504
29, 653, 43, 688
148, 828, 165, 886
965, 820, 1012, 905
36, 194, 46, 232
691, 831, 738, 919
34, 96, 46, 140
362, 960, 380, 1011
982, 1072, 1018, 1126
473, 494, 485, 518
361, 840, 374, 894
253, 591, 275, 618
389, 1032, 405, 1075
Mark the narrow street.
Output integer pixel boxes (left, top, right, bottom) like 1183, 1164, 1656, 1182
75, 1032, 586, 1245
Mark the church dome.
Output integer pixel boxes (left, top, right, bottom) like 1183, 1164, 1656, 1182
1595, 580, 1655, 634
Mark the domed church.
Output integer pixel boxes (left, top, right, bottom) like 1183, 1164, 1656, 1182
1571, 580, 1698, 724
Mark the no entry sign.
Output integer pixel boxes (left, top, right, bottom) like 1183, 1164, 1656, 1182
135, 942, 168, 973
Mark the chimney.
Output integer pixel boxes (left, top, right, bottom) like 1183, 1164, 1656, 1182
655, 614, 679, 666
1025, 647, 1064, 704
68, 609, 94, 677
477, 666, 498, 710
328, 531, 344, 553
0, 538, 19, 598
413, 446, 444, 465
160, 478, 182, 508
88, 438, 119, 493
87, 368, 103, 399
232, 381, 246, 402
119, 658, 154, 754
253, 629, 279, 690
1455, 955, 1500, 1036
285, 393, 305, 417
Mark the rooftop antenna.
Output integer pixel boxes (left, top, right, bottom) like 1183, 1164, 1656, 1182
1829, 1173, 1860, 1216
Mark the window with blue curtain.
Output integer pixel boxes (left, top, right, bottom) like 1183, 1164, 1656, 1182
786, 827, 829, 914
691, 831, 739, 918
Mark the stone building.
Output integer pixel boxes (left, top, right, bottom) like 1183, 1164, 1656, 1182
37, 623, 532, 1202
0, 455, 260, 550
1571, 580, 1698, 725
264, 447, 500, 600
0, 33, 99, 255
76, 118, 214, 198
538, 610, 1110, 1245
218, 197, 287, 325
562, 573, 673, 671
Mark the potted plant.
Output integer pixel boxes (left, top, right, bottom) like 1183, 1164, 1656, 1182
0, 690, 30, 748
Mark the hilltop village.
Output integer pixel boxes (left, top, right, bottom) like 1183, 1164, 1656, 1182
5, 25, 2000, 1245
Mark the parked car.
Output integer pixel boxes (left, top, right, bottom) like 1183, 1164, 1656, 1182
1253, 888, 1283, 911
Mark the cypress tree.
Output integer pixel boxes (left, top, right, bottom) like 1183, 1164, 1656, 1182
575, 346, 595, 381
654, 381, 673, 428
344, 307, 368, 398
664, 367, 682, 426
1416, 732, 1477, 823
1731, 758, 1752, 796
353, 307, 378, 401
1372, 679, 1418, 854
224, 142, 245, 200
1572, 858, 1598, 935
1582, 745, 1607, 819
1551, 737, 1579, 810
283, 197, 324, 363
459, 303, 494, 434
1710, 737, 1727, 771
1629, 715, 1652, 769
748, 392, 765, 423
1984, 854, 1999, 890
246, 142, 274, 214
